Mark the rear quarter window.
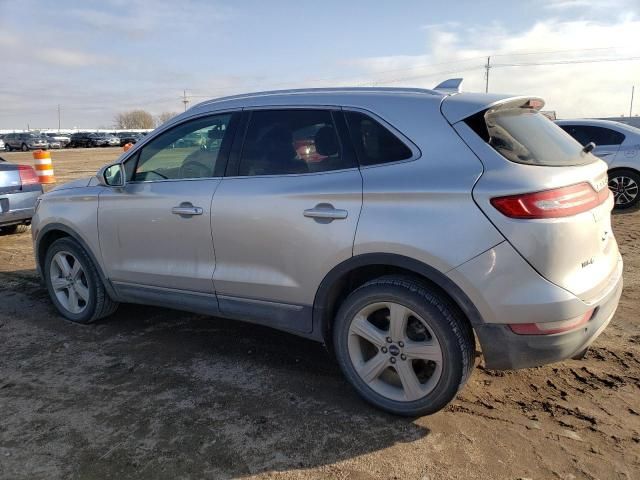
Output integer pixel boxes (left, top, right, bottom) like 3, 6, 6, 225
344, 111, 413, 166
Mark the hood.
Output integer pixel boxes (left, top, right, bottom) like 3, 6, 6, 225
48, 176, 93, 192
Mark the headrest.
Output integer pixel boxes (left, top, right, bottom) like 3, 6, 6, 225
314, 126, 338, 156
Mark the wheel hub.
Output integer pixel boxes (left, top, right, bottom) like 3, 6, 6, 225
388, 344, 400, 356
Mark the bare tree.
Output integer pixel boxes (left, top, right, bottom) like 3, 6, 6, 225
156, 111, 179, 126
114, 110, 155, 129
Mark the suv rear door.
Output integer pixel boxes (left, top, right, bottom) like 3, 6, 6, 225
210, 108, 362, 333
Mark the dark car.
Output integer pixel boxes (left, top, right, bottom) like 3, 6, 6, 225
0, 156, 43, 234
115, 132, 142, 146
68, 132, 94, 148
4, 133, 49, 151
68, 132, 111, 148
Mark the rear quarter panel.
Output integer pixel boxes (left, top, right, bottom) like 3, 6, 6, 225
352, 96, 504, 272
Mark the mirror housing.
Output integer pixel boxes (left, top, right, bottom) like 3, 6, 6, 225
97, 163, 125, 187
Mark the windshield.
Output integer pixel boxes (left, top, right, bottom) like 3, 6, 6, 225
484, 107, 595, 166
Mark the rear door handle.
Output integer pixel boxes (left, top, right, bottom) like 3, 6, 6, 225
304, 203, 348, 221
172, 203, 203, 216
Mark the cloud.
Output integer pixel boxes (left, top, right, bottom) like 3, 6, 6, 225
347, 18, 640, 118
35, 48, 115, 67
542, 0, 637, 13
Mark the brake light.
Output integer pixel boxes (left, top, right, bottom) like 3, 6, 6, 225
491, 183, 609, 219
509, 309, 594, 335
18, 165, 39, 186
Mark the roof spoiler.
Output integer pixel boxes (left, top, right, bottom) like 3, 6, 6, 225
433, 78, 463, 94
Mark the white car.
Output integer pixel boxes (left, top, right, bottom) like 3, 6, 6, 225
0, 138, 4, 151
556, 119, 640, 209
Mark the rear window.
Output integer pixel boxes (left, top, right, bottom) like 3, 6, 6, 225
469, 107, 594, 166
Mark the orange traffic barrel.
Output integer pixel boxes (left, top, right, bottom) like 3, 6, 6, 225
123, 142, 133, 152
33, 150, 56, 184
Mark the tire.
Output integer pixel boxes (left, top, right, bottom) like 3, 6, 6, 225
21, 143, 28, 152
44, 237, 119, 323
4, 144, 10, 152
609, 169, 640, 210
333, 275, 475, 416
1, 224, 29, 235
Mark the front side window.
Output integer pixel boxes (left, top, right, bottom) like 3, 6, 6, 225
238, 109, 353, 176
132, 113, 234, 181
345, 111, 413, 166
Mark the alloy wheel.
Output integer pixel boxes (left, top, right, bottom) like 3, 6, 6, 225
609, 174, 639, 207
347, 301, 443, 402
49, 251, 90, 314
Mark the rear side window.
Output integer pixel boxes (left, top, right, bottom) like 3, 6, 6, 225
238, 109, 353, 176
559, 125, 625, 147
345, 111, 413, 166
470, 107, 594, 166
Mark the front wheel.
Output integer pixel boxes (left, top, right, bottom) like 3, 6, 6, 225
44, 238, 119, 323
609, 169, 640, 209
21, 143, 28, 152
333, 276, 475, 416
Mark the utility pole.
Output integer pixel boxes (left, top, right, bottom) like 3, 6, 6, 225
485, 56, 491, 93
630, 86, 635, 118
57, 104, 61, 131
182, 90, 189, 111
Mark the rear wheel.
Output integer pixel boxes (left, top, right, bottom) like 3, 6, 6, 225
21, 143, 28, 152
333, 275, 475, 416
44, 238, 119, 323
4, 144, 10, 152
609, 169, 640, 209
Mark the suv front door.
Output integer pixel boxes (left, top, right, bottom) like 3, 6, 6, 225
211, 108, 362, 333
98, 112, 238, 300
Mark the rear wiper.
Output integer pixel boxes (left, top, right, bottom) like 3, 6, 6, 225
582, 142, 596, 154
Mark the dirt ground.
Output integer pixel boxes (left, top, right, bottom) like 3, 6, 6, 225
0, 148, 638, 480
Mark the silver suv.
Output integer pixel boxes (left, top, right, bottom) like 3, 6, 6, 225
31, 83, 623, 416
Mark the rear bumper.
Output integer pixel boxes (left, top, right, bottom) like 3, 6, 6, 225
475, 271, 622, 369
0, 189, 42, 226
448, 241, 623, 370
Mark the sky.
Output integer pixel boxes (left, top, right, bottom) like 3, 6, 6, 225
1, 0, 639, 129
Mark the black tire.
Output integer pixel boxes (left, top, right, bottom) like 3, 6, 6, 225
333, 275, 475, 416
1, 224, 29, 235
21, 143, 28, 152
4, 144, 11, 152
44, 237, 119, 324
609, 169, 640, 210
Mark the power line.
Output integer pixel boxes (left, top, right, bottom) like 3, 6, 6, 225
493, 55, 640, 67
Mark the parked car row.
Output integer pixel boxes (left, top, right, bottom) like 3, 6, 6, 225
0, 131, 147, 151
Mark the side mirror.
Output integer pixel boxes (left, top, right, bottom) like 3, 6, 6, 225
97, 163, 125, 187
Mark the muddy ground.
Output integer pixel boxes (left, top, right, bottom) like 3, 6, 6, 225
0, 148, 638, 480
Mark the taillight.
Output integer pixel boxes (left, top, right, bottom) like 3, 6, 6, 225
18, 165, 39, 186
509, 309, 594, 335
491, 182, 609, 219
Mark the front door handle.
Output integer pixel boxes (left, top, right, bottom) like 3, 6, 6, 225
304, 203, 348, 221
172, 203, 203, 216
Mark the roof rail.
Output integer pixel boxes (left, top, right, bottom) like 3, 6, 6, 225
433, 78, 463, 94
